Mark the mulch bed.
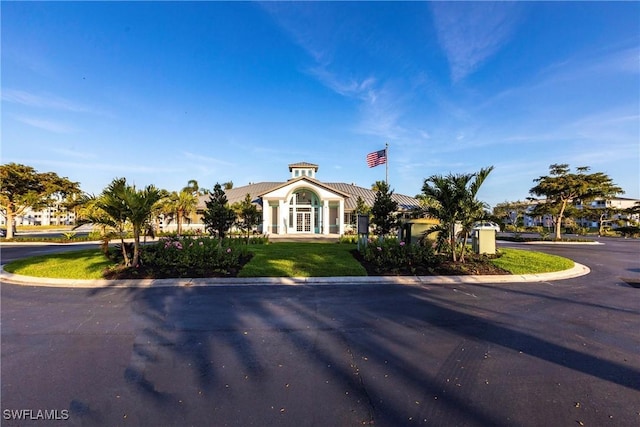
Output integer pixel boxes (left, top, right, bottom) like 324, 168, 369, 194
103, 254, 254, 280
102, 250, 509, 280
350, 249, 510, 276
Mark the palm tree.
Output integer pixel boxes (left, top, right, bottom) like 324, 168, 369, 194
457, 166, 493, 262
78, 178, 163, 266
120, 184, 164, 267
421, 174, 465, 262
93, 178, 131, 263
167, 189, 198, 234
75, 178, 132, 263
183, 179, 200, 195
421, 166, 494, 262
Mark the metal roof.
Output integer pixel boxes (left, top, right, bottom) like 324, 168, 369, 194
198, 181, 419, 212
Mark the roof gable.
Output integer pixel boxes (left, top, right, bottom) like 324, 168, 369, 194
259, 176, 351, 199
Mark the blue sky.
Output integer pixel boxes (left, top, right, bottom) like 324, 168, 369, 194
2, 1, 639, 208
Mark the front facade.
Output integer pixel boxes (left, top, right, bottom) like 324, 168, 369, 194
259, 165, 351, 235
197, 162, 420, 235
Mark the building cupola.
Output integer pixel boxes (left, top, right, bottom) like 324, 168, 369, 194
288, 162, 318, 179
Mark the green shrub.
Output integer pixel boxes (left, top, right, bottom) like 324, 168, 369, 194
246, 234, 270, 245
538, 228, 551, 240
615, 226, 640, 238
361, 237, 436, 274
61, 231, 77, 240
140, 236, 250, 277
339, 234, 358, 244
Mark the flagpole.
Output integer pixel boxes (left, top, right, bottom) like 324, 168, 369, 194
385, 142, 389, 185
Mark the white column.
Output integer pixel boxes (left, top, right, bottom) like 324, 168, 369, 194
278, 199, 286, 235
323, 200, 330, 235
338, 199, 345, 235
262, 199, 270, 235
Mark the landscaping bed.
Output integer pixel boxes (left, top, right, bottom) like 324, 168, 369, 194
351, 249, 510, 276
3, 241, 573, 280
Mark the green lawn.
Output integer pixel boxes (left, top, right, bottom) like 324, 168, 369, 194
491, 248, 574, 274
3, 244, 575, 280
239, 243, 366, 277
3, 249, 117, 280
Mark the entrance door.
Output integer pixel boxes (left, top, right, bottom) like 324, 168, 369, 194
296, 210, 312, 232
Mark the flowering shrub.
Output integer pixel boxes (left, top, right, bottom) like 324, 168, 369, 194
361, 237, 436, 274
140, 236, 250, 278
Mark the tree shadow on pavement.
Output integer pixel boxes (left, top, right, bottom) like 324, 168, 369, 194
84, 282, 640, 426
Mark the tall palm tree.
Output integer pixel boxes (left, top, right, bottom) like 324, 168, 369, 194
167, 189, 198, 234
421, 174, 466, 262
78, 178, 163, 266
93, 178, 131, 263
120, 184, 164, 267
183, 179, 200, 195
421, 166, 494, 262
76, 178, 131, 263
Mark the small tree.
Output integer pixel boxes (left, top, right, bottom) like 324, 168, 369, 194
202, 183, 236, 240
529, 164, 623, 240
234, 194, 261, 243
370, 181, 398, 237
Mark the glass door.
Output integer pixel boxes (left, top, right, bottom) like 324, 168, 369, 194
296, 209, 312, 232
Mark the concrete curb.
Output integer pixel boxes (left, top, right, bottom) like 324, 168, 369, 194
521, 241, 603, 245
0, 262, 590, 288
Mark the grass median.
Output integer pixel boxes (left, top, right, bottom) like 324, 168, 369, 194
2, 244, 573, 280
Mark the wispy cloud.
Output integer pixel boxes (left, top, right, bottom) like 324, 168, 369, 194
430, 2, 522, 82
482, 45, 639, 111
2, 89, 90, 113
264, 3, 408, 140
51, 148, 96, 160
13, 116, 77, 133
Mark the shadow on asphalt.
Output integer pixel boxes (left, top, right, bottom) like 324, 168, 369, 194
78, 282, 640, 426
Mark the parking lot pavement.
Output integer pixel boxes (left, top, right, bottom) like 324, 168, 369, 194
2, 274, 640, 427
2, 237, 639, 426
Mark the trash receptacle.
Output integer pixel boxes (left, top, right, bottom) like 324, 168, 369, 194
472, 229, 496, 255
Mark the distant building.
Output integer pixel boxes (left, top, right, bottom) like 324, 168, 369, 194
0, 205, 75, 227
575, 197, 640, 228
518, 197, 640, 229
195, 162, 420, 235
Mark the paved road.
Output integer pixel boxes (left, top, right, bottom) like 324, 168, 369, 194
1, 239, 639, 426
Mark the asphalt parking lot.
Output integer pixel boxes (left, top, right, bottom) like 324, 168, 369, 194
1, 238, 639, 426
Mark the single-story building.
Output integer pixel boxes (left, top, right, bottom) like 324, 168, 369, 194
196, 162, 420, 235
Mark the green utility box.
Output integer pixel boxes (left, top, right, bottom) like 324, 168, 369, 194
399, 218, 440, 245
472, 229, 496, 255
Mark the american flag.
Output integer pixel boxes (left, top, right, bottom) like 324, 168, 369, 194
366, 149, 387, 168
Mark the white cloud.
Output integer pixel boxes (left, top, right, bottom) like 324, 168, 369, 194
2, 89, 90, 113
264, 4, 409, 141
51, 148, 96, 160
13, 116, 77, 134
430, 2, 522, 82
